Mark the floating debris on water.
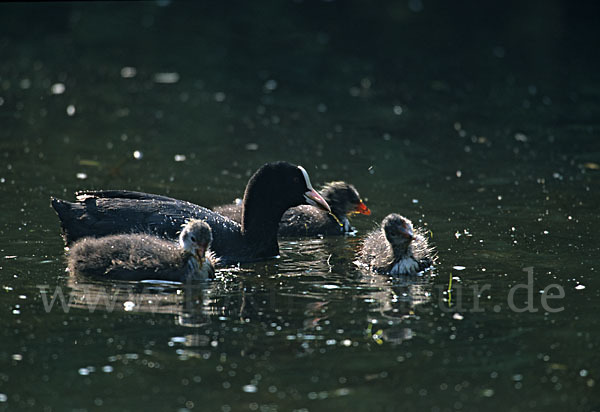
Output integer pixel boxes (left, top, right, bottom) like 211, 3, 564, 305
514, 133, 528, 142
583, 162, 599, 170
153, 72, 179, 84
79, 159, 101, 167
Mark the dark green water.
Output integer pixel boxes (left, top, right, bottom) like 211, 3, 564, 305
1, 1, 599, 411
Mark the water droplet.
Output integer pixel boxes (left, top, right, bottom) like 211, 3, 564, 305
120, 67, 137, 78
393, 105, 403, 115
133, 150, 143, 160
482, 388, 495, 397
51, 83, 65, 95
66, 105, 76, 116
76, 172, 87, 180
214, 92, 226, 102
242, 384, 258, 393
263, 79, 277, 92
174, 154, 186, 162
349, 86, 360, 96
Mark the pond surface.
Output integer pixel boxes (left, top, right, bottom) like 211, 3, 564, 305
1, 2, 599, 411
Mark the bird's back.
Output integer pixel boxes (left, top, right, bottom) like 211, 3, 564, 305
52, 190, 243, 261
68, 233, 188, 281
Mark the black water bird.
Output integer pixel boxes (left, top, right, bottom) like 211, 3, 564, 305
357, 214, 433, 275
214, 181, 371, 236
51, 161, 331, 264
68, 219, 218, 281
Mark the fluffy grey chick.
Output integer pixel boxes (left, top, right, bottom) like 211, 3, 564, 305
358, 214, 434, 275
68, 219, 218, 281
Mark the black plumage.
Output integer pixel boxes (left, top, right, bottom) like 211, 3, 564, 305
214, 181, 371, 236
52, 161, 330, 265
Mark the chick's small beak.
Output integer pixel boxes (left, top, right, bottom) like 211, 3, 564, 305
355, 201, 371, 216
399, 225, 414, 240
304, 189, 331, 213
195, 244, 207, 265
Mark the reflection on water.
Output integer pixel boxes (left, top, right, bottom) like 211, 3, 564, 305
63, 237, 436, 350
65, 274, 209, 323
1, 1, 599, 411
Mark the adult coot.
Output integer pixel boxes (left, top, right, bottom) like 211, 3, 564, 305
68, 219, 218, 281
52, 162, 330, 264
357, 214, 434, 275
214, 181, 370, 236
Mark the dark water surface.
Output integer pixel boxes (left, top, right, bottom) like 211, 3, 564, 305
1, 1, 599, 411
